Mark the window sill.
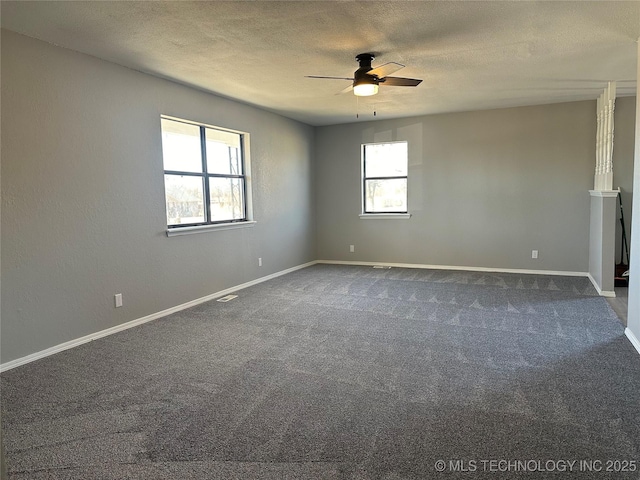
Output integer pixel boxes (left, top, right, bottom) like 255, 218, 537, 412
166, 221, 257, 237
359, 213, 411, 220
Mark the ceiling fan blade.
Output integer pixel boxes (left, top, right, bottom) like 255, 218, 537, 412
337, 84, 354, 95
380, 77, 422, 87
367, 62, 404, 78
305, 76, 354, 81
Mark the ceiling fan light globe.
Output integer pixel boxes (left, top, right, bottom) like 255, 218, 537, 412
353, 83, 379, 96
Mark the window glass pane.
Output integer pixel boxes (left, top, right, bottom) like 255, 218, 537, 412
209, 177, 245, 222
164, 174, 205, 225
364, 142, 408, 177
161, 119, 202, 173
206, 129, 242, 175
365, 178, 407, 212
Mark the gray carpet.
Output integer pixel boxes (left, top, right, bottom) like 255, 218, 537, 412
2, 264, 640, 479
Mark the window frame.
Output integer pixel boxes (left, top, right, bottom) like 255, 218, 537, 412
361, 141, 409, 215
161, 116, 252, 232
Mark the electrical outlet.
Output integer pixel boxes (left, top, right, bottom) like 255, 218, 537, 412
114, 293, 123, 308
532, 250, 538, 259
258, 257, 262, 267
350, 245, 355, 253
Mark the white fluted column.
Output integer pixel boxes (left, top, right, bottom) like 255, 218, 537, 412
594, 82, 616, 190
589, 82, 618, 297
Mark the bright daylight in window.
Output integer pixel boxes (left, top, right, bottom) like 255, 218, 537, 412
161, 117, 249, 229
362, 141, 408, 214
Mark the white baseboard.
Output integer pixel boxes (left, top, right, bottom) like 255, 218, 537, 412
0, 261, 318, 373
317, 259, 588, 278
1, 259, 623, 372
587, 273, 616, 297
625, 328, 640, 355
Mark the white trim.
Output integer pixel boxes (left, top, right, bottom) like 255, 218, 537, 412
359, 213, 411, 220
317, 260, 587, 277
587, 273, 616, 297
2, 259, 618, 372
0, 260, 317, 373
161, 114, 246, 136
625, 328, 640, 355
166, 221, 256, 237
588, 190, 619, 198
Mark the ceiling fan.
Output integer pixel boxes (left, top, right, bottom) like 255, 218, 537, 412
306, 53, 422, 96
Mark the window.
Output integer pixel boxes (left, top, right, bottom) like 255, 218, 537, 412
161, 117, 251, 230
362, 141, 408, 214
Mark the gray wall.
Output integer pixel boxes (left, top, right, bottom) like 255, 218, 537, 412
627, 40, 640, 342
315, 101, 596, 272
1, 30, 316, 364
613, 96, 636, 266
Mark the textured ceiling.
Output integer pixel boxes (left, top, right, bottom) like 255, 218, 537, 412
2, 1, 640, 126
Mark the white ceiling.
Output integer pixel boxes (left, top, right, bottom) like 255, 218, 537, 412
2, 1, 640, 126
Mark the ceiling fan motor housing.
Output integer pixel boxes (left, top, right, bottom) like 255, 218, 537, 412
354, 53, 378, 86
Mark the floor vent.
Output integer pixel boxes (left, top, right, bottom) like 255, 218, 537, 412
373, 265, 392, 269
217, 294, 238, 303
